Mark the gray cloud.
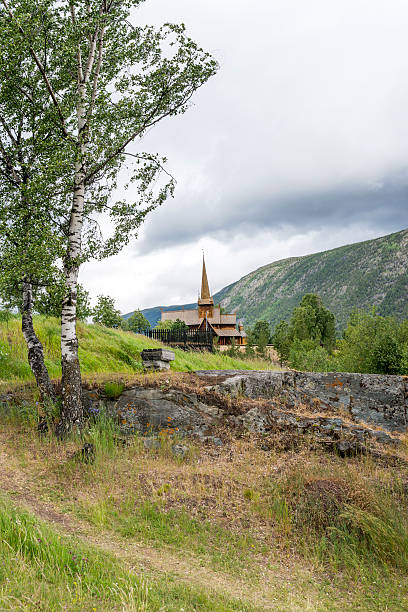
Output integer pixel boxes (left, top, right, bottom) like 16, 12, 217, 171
137, 173, 408, 253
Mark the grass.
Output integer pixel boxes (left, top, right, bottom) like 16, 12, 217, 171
104, 381, 125, 399
2, 406, 408, 610
0, 495, 256, 612
0, 315, 275, 386
65, 417, 265, 579
267, 460, 408, 574
77, 497, 265, 578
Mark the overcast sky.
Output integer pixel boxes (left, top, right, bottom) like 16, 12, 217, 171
81, 0, 408, 313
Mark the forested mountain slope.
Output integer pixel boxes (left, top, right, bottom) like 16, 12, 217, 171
220, 229, 408, 330
135, 229, 408, 330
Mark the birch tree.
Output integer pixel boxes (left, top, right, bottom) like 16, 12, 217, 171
1, 0, 217, 435
0, 10, 67, 401
0, 221, 59, 402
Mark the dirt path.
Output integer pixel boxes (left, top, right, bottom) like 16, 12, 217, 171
0, 444, 317, 611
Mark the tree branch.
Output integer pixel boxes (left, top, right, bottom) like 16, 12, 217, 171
0, 137, 20, 185
82, 2, 107, 85
69, 2, 84, 83
122, 152, 176, 184
15, 84, 34, 104
0, 115, 18, 147
88, 26, 105, 118
0, 166, 19, 188
84, 89, 171, 184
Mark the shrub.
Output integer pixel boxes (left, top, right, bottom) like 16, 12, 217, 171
125, 310, 150, 333
371, 334, 403, 375
271, 294, 336, 366
288, 339, 332, 372
336, 309, 406, 374
271, 320, 291, 364
104, 382, 125, 400
226, 338, 239, 358
93, 295, 122, 328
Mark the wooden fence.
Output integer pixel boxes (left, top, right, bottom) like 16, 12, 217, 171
142, 328, 214, 352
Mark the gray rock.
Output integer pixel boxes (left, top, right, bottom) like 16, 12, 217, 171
198, 405, 224, 418
206, 436, 223, 447
336, 440, 365, 457
228, 399, 400, 451
172, 444, 189, 458
198, 435, 224, 446
370, 429, 395, 445
81, 375, 401, 456
196, 370, 408, 432
115, 388, 215, 436
143, 437, 161, 450
143, 360, 171, 371
141, 349, 175, 362
237, 407, 268, 433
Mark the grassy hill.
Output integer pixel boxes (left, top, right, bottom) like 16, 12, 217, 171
0, 316, 271, 387
137, 229, 408, 331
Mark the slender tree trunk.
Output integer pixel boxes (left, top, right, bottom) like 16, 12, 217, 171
56, 175, 85, 436
56, 24, 104, 437
56, 94, 87, 438
56, 162, 86, 436
21, 281, 55, 402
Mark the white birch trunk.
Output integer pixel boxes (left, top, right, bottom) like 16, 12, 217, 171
56, 85, 88, 436
21, 281, 55, 402
56, 26, 105, 436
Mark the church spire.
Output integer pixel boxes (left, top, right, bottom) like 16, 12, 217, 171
201, 254, 211, 299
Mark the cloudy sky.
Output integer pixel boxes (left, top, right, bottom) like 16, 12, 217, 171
81, 0, 408, 313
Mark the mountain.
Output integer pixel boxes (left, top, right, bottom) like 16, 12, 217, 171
128, 229, 408, 330
123, 303, 197, 326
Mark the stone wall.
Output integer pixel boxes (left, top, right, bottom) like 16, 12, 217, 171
195, 370, 408, 432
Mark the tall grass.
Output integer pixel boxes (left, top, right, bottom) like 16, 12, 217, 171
0, 315, 275, 384
267, 459, 408, 576
84, 410, 120, 461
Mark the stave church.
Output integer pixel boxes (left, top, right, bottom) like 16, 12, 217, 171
160, 257, 247, 348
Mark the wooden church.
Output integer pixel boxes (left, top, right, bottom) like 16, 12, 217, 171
160, 258, 247, 348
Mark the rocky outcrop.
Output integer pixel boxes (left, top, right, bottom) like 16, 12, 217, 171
82, 375, 403, 457
83, 387, 223, 440
231, 404, 397, 454
195, 370, 408, 432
